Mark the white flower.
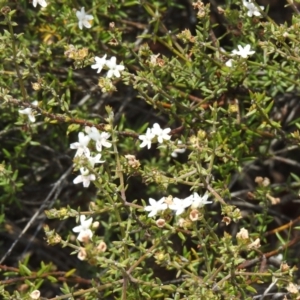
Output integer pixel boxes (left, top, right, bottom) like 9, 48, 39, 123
190, 193, 212, 209
95, 132, 112, 151
274, 253, 283, 262
85, 126, 100, 140
87, 153, 105, 167
32, 0, 47, 7
139, 128, 155, 149
144, 197, 168, 217
232, 44, 255, 58
225, 59, 233, 67
73, 167, 95, 188
72, 215, 93, 242
19, 101, 38, 122
85, 126, 112, 151
168, 197, 193, 216
105, 56, 125, 78
152, 123, 171, 143
76, 7, 94, 30
243, 1, 264, 17
171, 140, 186, 158
91, 54, 107, 73
70, 132, 91, 157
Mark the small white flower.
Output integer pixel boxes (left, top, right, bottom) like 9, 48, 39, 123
243, 1, 264, 17
171, 140, 186, 158
232, 44, 255, 58
139, 128, 155, 149
19, 101, 38, 122
91, 55, 107, 73
190, 192, 212, 209
87, 153, 105, 167
72, 215, 93, 242
85, 126, 100, 140
152, 123, 171, 143
73, 167, 95, 188
144, 197, 168, 217
70, 132, 91, 157
76, 7, 94, 30
105, 56, 125, 78
168, 197, 193, 216
32, 0, 47, 7
274, 253, 283, 262
225, 59, 233, 67
85, 126, 112, 151
95, 132, 112, 151
19, 108, 34, 121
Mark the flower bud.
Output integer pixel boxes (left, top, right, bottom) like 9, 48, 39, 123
77, 247, 87, 260
92, 221, 100, 229
286, 282, 298, 294
125, 154, 141, 169
222, 216, 231, 226
97, 241, 107, 253
236, 228, 249, 240
247, 238, 261, 250
156, 218, 166, 228
189, 209, 199, 221
280, 262, 290, 272
30, 290, 41, 299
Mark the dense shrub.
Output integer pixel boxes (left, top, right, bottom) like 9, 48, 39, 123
1, 0, 300, 299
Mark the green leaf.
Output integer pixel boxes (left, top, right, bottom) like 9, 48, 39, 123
65, 268, 77, 277
19, 263, 32, 276
47, 276, 58, 283
177, 231, 186, 242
